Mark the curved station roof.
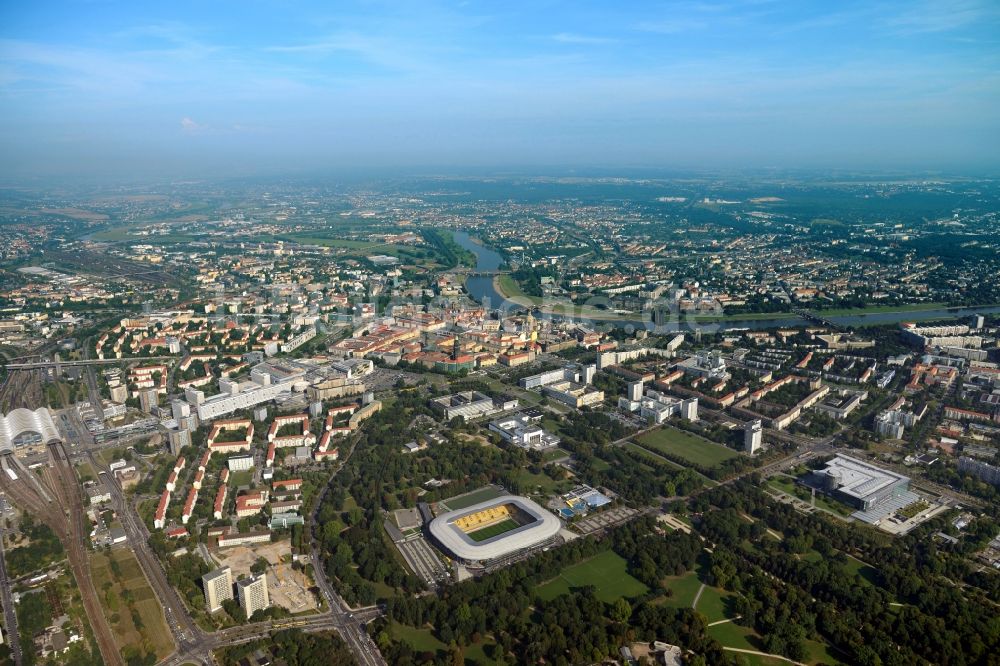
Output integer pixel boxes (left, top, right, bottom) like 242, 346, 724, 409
0, 408, 61, 454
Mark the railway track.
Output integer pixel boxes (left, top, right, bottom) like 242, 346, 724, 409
0, 447, 123, 665
45, 442, 123, 666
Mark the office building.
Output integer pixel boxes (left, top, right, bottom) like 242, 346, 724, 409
203, 567, 233, 613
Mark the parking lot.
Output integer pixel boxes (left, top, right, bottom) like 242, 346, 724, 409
396, 536, 450, 587
571, 506, 643, 535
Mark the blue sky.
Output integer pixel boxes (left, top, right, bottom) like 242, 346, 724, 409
1, 0, 999, 180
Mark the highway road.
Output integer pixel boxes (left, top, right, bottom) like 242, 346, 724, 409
0, 527, 24, 666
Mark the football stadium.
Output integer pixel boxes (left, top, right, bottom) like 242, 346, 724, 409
429, 495, 561, 567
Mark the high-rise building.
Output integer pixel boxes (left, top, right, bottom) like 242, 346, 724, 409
139, 388, 159, 413
202, 567, 233, 613
744, 420, 762, 454
236, 574, 270, 619
171, 400, 191, 422
627, 381, 643, 402
168, 429, 191, 455
109, 384, 128, 404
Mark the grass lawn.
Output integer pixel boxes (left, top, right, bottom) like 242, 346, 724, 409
513, 468, 565, 494
660, 571, 703, 609
228, 470, 253, 488
636, 426, 738, 469
625, 442, 684, 468
541, 447, 570, 462
75, 461, 98, 483
842, 555, 880, 587
91, 549, 174, 661
589, 457, 611, 472
536, 551, 648, 603
766, 475, 853, 517
391, 623, 498, 665
708, 620, 760, 651
694, 584, 735, 623
390, 622, 446, 652
468, 519, 520, 542
804, 638, 847, 665
439, 486, 505, 511
463, 640, 499, 665
496, 274, 543, 305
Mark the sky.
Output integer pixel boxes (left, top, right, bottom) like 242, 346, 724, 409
1, 0, 999, 181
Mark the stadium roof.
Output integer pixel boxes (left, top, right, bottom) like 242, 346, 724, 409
0, 408, 61, 453
429, 495, 561, 562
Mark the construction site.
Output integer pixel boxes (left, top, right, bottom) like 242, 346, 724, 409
211, 540, 319, 614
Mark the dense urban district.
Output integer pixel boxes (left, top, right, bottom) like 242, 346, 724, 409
0, 174, 998, 666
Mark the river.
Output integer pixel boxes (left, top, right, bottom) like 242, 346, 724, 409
455, 231, 999, 333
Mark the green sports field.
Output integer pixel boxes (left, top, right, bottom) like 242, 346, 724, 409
468, 518, 521, 542
438, 486, 505, 511
636, 426, 739, 468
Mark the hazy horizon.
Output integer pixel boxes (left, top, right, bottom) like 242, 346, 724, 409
3, 0, 1000, 182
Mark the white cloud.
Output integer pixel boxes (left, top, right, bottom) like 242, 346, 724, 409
180, 117, 205, 132
551, 33, 617, 45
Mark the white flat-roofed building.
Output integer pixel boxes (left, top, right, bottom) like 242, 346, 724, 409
227, 455, 254, 472
519, 364, 597, 390
192, 362, 305, 422
331, 358, 374, 378
489, 414, 560, 450
677, 350, 730, 380
624, 388, 698, 424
